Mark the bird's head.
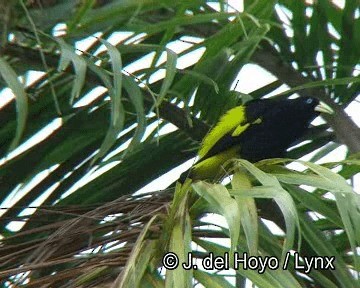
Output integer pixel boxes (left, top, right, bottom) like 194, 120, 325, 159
245, 96, 333, 128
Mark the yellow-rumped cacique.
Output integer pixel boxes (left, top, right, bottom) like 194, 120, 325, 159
180, 96, 333, 182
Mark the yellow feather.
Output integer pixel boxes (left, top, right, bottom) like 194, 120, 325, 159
198, 106, 246, 158
231, 122, 250, 136
192, 147, 240, 180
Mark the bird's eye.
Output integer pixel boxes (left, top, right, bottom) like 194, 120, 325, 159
306, 98, 314, 104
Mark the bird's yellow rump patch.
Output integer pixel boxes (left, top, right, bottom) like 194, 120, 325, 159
198, 106, 246, 159
192, 146, 240, 180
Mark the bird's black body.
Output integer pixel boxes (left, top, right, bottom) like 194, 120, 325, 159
204, 97, 321, 162
181, 97, 326, 182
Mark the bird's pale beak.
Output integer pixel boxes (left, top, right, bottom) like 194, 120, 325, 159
315, 101, 334, 114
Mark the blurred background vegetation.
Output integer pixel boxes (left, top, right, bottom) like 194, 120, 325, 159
0, 0, 359, 287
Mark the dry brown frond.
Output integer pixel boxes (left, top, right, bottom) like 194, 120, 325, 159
0, 191, 173, 287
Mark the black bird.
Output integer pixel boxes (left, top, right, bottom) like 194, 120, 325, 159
181, 96, 333, 182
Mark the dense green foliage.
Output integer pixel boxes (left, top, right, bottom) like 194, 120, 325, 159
0, 0, 359, 287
